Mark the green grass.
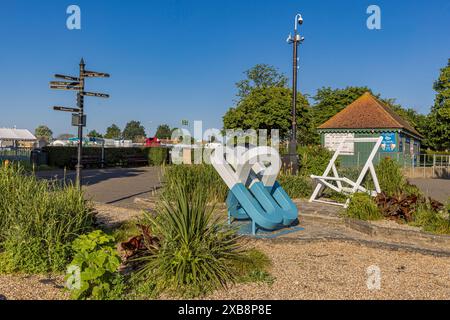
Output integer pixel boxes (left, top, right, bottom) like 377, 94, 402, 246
410, 204, 450, 235
342, 193, 383, 221
0, 163, 94, 273
233, 249, 274, 285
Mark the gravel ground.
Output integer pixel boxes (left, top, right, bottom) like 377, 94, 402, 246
207, 240, 450, 300
1, 239, 448, 300
0, 274, 68, 300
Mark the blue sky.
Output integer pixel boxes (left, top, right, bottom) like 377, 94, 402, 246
0, 0, 449, 137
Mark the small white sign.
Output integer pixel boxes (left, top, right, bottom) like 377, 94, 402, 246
324, 133, 355, 155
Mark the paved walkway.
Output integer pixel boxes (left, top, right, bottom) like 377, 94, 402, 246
408, 178, 450, 203
37, 167, 163, 208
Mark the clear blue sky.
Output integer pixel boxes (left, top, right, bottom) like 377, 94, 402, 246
0, 0, 449, 137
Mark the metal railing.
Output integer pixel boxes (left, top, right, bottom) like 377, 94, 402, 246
0, 148, 31, 162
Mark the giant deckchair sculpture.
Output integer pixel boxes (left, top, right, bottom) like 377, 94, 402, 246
309, 137, 383, 208
211, 146, 298, 235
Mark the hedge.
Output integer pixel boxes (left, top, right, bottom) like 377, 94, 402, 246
42, 146, 170, 168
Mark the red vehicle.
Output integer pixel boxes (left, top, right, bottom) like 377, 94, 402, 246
145, 137, 161, 147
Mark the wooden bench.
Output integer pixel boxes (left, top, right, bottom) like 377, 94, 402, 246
123, 154, 148, 167
70, 155, 102, 169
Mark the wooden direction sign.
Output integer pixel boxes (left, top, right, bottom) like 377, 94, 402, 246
50, 85, 82, 91
53, 106, 80, 113
83, 70, 110, 78
82, 91, 110, 98
50, 81, 80, 86
54, 74, 79, 81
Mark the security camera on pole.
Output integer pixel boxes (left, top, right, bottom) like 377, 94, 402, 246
50, 58, 110, 189
286, 14, 305, 175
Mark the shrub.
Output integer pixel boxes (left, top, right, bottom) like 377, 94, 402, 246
297, 145, 334, 177
0, 164, 94, 273
375, 157, 406, 196
343, 193, 382, 221
148, 147, 169, 166
277, 173, 312, 198
410, 204, 450, 235
135, 181, 245, 298
66, 230, 124, 300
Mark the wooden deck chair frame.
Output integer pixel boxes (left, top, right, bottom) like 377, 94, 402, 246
309, 137, 383, 208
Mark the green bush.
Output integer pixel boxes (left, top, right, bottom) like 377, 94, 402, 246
135, 181, 245, 298
410, 205, 450, 235
277, 173, 312, 198
66, 230, 124, 300
0, 164, 94, 273
43, 146, 168, 168
343, 193, 382, 221
297, 145, 334, 177
375, 157, 407, 196
148, 147, 169, 166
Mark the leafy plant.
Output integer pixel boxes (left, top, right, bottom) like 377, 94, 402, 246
343, 193, 382, 221
410, 205, 450, 235
277, 173, 312, 198
0, 164, 94, 273
135, 180, 245, 298
66, 230, 123, 300
297, 145, 334, 177
375, 157, 406, 196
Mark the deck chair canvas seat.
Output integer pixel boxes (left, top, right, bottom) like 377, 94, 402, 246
309, 137, 383, 208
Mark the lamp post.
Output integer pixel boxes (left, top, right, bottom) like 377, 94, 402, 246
287, 14, 305, 175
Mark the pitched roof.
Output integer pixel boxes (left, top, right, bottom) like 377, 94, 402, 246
0, 128, 37, 141
318, 92, 422, 138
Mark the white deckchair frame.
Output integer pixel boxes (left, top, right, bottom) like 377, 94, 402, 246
309, 137, 383, 208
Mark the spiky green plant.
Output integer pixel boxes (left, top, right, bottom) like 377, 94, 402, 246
135, 178, 245, 297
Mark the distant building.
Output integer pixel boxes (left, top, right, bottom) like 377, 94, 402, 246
317, 92, 423, 167
0, 128, 37, 148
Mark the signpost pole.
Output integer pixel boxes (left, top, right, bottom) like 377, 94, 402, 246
76, 58, 85, 189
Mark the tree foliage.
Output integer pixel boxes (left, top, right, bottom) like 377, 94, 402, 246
122, 121, 146, 142
224, 64, 314, 144
87, 130, 103, 138
104, 124, 121, 139
427, 59, 450, 151
155, 124, 172, 139
235, 64, 288, 99
34, 125, 53, 141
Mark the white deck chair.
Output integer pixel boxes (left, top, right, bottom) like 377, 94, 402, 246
309, 137, 383, 208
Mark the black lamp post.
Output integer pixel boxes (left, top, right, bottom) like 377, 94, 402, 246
287, 14, 305, 174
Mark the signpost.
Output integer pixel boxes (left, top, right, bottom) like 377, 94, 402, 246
50, 58, 110, 189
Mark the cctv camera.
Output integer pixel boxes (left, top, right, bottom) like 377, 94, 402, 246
297, 15, 303, 25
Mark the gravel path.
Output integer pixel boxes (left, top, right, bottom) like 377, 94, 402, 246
1, 240, 448, 300
0, 275, 68, 300
207, 240, 450, 300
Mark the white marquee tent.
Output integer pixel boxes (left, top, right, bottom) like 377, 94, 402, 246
0, 128, 37, 147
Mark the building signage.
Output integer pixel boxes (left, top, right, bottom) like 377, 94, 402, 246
380, 133, 396, 152
324, 133, 354, 155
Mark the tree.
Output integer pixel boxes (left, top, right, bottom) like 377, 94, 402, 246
104, 124, 121, 139
122, 121, 146, 142
34, 125, 53, 142
235, 64, 288, 100
56, 133, 75, 140
223, 87, 314, 144
155, 124, 172, 139
87, 130, 103, 138
427, 59, 450, 151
